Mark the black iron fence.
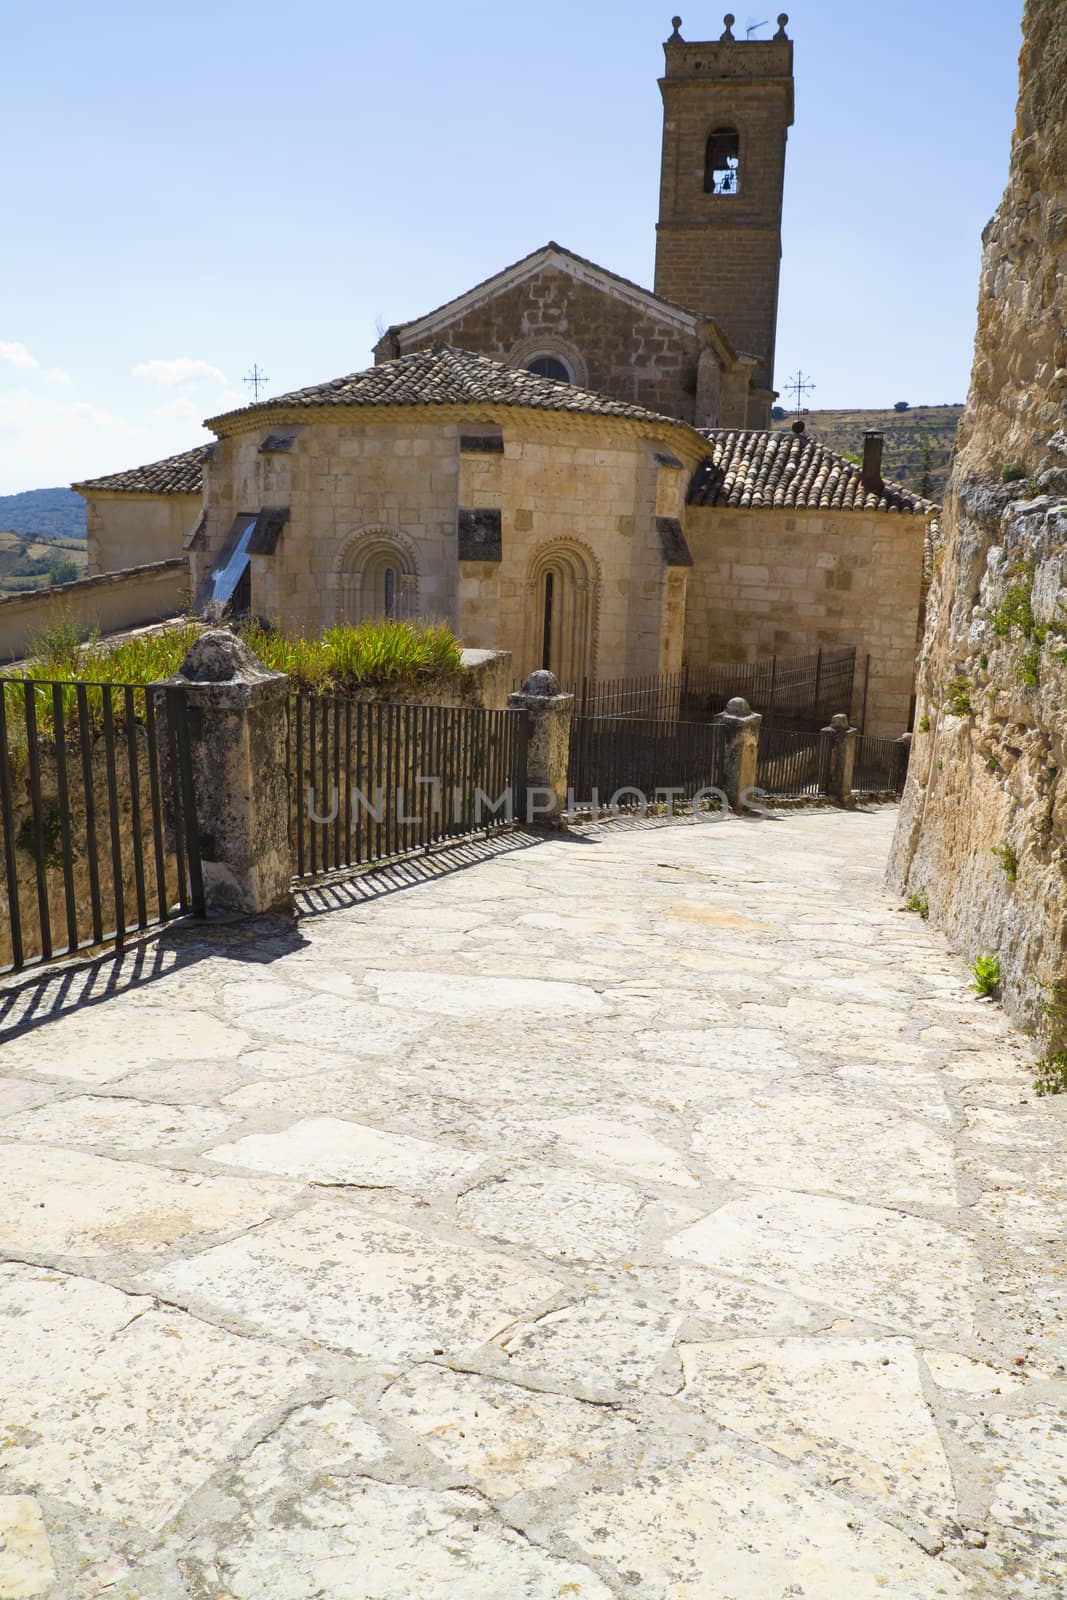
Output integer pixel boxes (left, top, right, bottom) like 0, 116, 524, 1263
756, 726, 825, 799
575, 647, 858, 730
290, 696, 528, 880
854, 733, 911, 795
0, 679, 203, 977
568, 715, 727, 812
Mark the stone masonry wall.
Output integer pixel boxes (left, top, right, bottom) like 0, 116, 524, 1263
889, 0, 1067, 1034
392, 266, 710, 426
683, 506, 927, 738
84, 493, 201, 576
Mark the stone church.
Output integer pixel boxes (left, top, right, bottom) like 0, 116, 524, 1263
72, 15, 934, 737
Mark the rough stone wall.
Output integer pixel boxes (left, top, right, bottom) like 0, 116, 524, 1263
888, 0, 1067, 1033
391, 266, 715, 426
0, 560, 190, 666
683, 506, 927, 738
83, 493, 200, 576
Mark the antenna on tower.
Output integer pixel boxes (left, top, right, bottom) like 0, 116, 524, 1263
746, 18, 770, 35
243, 363, 270, 402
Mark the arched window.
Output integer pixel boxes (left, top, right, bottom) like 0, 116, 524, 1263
527, 543, 598, 687
337, 532, 419, 624
527, 354, 574, 384
705, 127, 741, 195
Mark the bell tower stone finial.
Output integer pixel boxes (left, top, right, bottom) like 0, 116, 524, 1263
654, 12, 795, 423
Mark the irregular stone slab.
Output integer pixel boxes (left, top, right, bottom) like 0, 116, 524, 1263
923, 1349, 1027, 1397
207, 1117, 487, 1191
365, 968, 608, 1018
0, 1082, 57, 1120
949, 1408, 1067, 1540
679, 1337, 956, 1528
233, 1399, 389, 1501
691, 1092, 958, 1206
674, 1267, 838, 1333
0, 1495, 56, 1599
150, 1200, 560, 1360
560, 1444, 968, 1598
0, 1145, 284, 1259
110, 1060, 248, 1103
185, 1480, 613, 1600
539, 1114, 700, 1188
1, 1095, 235, 1155
220, 979, 309, 1012
0, 1007, 250, 1085
380, 1364, 636, 1497
457, 1170, 646, 1265
635, 1026, 805, 1079
495, 1296, 684, 1399
0, 1265, 313, 1533
242, 997, 429, 1057
666, 1192, 977, 1340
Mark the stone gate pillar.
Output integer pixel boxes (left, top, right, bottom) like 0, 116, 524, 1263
508, 670, 574, 828
717, 696, 762, 814
154, 629, 292, 916
820, 712, 858, 804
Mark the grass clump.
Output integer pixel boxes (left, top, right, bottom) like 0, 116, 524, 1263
918, 711, 931, 733
238, 619, 463, 693
1034, 1053, 1067, 1097
1000, 462, 1025, 484
943, 674, 972, 716
1016, 644, 1041, 689
991, 841, 1019, 882
971, 952, 1001, 999
904, 892, 930, 920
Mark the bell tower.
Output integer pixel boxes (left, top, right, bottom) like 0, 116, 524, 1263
654, 13, 794, 414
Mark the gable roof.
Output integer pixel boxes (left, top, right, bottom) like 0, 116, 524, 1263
206, 346, 700, 432
72, 445, 209, 497
688, 429, 936, 515
381, 241, 725, 346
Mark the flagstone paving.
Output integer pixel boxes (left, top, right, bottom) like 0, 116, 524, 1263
0, 807, 1064, 1598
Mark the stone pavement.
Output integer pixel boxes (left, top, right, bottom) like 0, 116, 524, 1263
0, 806, 1064, 1599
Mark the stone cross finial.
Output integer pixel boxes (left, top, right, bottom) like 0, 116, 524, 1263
775, 13, 789, 38
720, 13, 736, 40
670, 15, 683, 39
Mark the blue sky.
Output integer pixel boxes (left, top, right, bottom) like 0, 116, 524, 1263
1, 0, 1022, 494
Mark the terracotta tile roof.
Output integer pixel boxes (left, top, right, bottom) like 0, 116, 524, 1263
72, 445, 209, 496
208, 347, 690, 429
687, 429, 936, 515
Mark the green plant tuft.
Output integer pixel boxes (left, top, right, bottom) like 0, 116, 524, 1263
970, 952, 1001, 999
904, 893, 930, 920
943, 674, 972, 716
991, 841, 1019, 882
1033, 1052, 1067, 1098
1016, 644, 1041, 688
918, 711, 931, 733
1000, 462, 1025, 484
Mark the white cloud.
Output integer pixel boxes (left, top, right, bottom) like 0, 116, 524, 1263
133, 357, 226, 388
1, 340, 39, 370
0, 388, 153, 493
63, 401, 147, 437
154, 396, 202, 421
214, 388, 249, 411
43, 367, 73, 386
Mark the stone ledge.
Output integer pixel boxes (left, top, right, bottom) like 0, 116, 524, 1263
0, 558, 188, 613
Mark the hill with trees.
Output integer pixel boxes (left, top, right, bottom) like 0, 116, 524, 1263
771, 405, 963, 503
0, 487, 86, 541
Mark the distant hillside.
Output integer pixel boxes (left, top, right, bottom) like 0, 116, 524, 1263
771, 406, 963, 503
0, 487, 86, 541
0, 530, 88, 596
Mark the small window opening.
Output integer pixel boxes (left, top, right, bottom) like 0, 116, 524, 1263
705, 127, 740, 195
527, 355, 573, 384
541, 571, 555, 670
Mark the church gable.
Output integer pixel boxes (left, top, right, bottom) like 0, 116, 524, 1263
375, 243, 753, 429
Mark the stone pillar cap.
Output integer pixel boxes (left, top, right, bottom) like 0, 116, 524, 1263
168, 628, 284, 687
823, 713, 853, 734
520, 669, 562, 697
724, 696, 751, 716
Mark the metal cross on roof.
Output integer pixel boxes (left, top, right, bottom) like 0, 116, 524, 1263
243, 363, 270, 401
784, 369, 815, 417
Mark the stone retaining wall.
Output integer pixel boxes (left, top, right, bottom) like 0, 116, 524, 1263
0, 560, 190, 665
